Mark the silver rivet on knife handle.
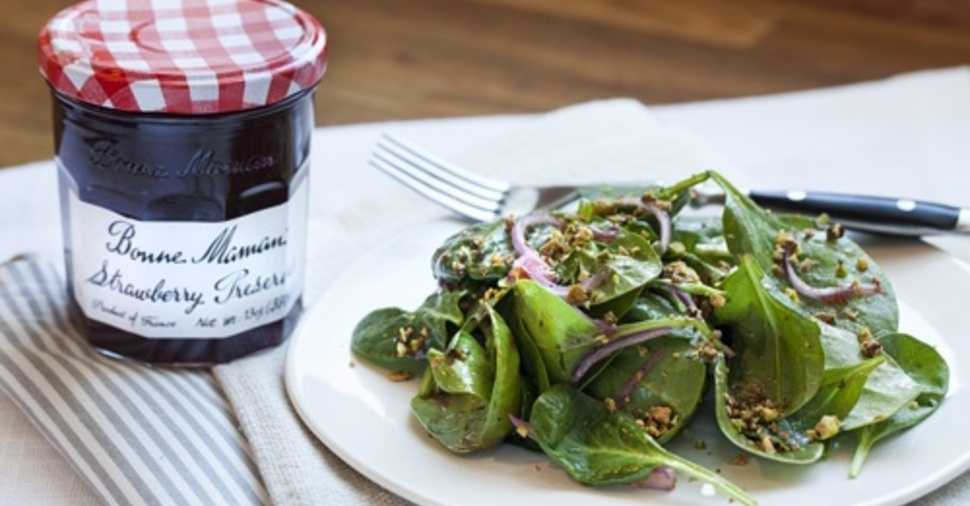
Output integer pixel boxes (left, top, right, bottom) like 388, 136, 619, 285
958, 208, 970, 233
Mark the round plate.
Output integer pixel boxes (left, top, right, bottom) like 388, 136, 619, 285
286, 220, 970, 506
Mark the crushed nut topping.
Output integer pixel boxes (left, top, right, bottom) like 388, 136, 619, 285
813, 415, 841, 441
663, 261, 701, 284
395, 326, 427, 359
724, 384, 801, 454
640, 405, 675, 439
388, 371, 413, 382
826, 223, 845, 242
709, 292, 727, 308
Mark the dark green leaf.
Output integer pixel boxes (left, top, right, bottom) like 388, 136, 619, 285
711, 172, 898, 337
556, 224, 661, 313
432, 220, 514, 286
788, 355, 884, 430
820, 325, 920, 431
410, 307, 522, 453
780, 215, 898, 337
351, 291, 465, 374
713, 355, 825, 464
714, 255, 824, 415
850, 333, 949, 477
529, 384, 755, 506
583, 336, 706, 443
509, 280, 603, 384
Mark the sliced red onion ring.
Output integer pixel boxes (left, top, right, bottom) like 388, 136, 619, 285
587, 315, 618, 336
618, 197, 671, 254
632, 466, 677, 491
660, 285, 698, 315
579, 267, 610, 293
592, 226, 620, 241
511, 253, 561, 289
571, 327, 672, 384
511, 214, 564, 256
509, 214, 567, 290
782, 240, 880, 304
508, 215, 616, 304
644, 203, 672, 255
616, 346, 666, 406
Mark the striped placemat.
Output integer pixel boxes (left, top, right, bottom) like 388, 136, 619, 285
0, 255, 269, 505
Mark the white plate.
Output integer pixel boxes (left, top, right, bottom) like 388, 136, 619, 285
285, 220, 970, 506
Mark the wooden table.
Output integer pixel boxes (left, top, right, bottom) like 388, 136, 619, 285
3, 0, 970, 167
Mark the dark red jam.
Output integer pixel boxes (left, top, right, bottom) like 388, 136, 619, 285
40, 0, 327, 366
51, 90, 314, 366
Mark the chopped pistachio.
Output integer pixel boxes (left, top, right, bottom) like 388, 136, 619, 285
814, 415, 841, 440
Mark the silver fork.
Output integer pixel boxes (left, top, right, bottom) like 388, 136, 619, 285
370, 133, 582, 222
369, 133, 970, 236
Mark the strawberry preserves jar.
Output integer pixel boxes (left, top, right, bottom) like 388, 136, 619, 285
38, 0, 328, 365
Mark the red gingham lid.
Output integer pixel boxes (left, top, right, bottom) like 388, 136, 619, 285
38, 0, 328, 114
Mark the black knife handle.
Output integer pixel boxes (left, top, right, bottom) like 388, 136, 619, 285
747, 190, 967, 236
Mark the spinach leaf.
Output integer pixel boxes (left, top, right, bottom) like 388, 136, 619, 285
849, 333, 949, 477
669, 224, 732, 285
529, 384, 756, 506
779, 215, 898, 337
713, 355, 824, 464
710, 172, 898, 337
621, 290, 682, 323
508, 280, 603, 385
583, 336, 706, 443
714, 255, 824, 415
709, 171, 787, 270
351, 290, 464, 374
410, 305, 522, 453
670, 216, 733, 267
432, 219, 514, 287
819, 324, 920, 432
555, 219, 662, 308
787, 356, 885, 432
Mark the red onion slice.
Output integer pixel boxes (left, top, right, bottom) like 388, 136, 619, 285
511, 214, 564, 256
615, 346, 666, 406
571, 327, 672, 384
592, 226, 620, 241
511, 253, 561, 289
508, 214, 568, 292
509, 214, 613, 303
645, 203, 672, 255
660, 285, 698, 315
632, 466, 677, 491
782, 239, 880, 304
618, 197, 671, 254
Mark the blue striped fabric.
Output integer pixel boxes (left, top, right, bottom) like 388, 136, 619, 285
0, 256, 269, 505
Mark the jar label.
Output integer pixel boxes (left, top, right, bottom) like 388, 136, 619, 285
67, 177, 308, 339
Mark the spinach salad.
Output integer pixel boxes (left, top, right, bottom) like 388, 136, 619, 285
350, 172, 949, 505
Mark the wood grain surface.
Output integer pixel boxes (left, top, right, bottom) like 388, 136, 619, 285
2, 0, 969, 166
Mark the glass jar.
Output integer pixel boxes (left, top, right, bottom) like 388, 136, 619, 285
38, 0, 328, 366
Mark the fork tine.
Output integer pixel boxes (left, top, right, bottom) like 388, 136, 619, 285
379, 134, 509, 199
373, 145, 505, 211
370, 153, 500, 222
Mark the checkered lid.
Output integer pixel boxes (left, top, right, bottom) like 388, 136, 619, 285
38, 0, 328, 114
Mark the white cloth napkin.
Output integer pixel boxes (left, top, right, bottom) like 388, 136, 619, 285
0, 256, 270, 505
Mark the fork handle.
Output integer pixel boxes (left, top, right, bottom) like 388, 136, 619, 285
747, 190, 970, 236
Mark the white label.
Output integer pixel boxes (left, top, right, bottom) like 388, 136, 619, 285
68, 178, 308, 339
